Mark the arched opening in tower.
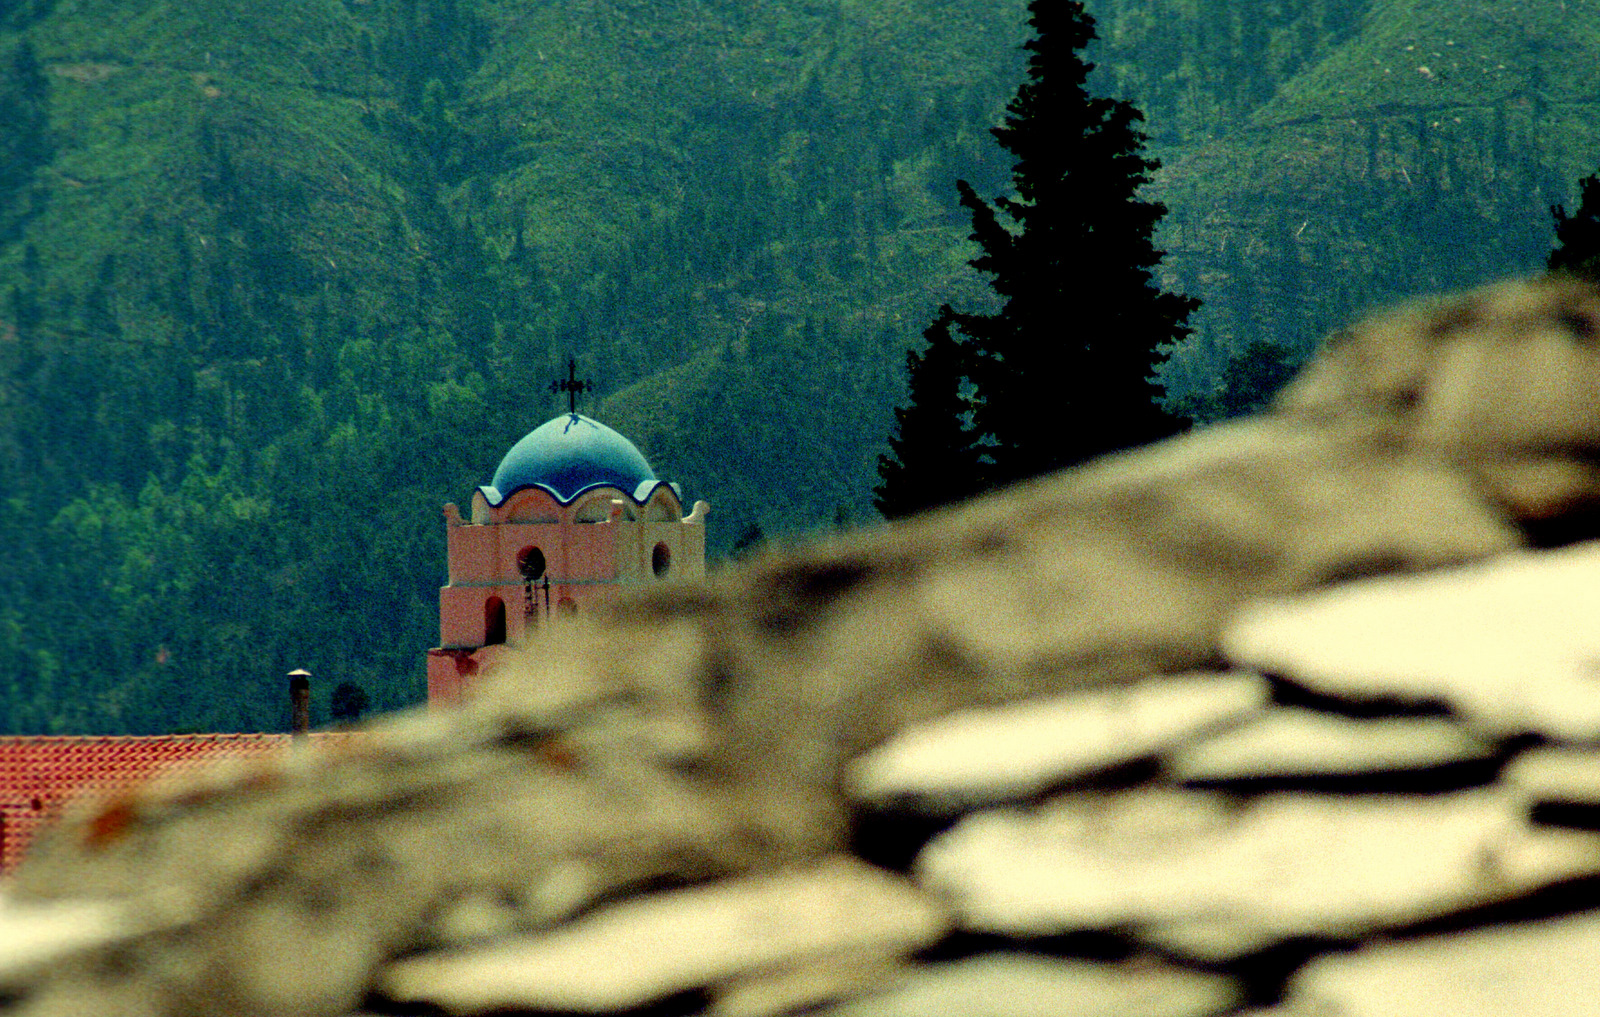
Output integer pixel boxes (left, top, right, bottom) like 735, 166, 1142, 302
484, 596, 507, 645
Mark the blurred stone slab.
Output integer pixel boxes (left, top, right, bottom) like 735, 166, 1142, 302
6, 693, 770, 1017
715, 954, 909, 1017
915, 789, 1600, 949
1137, 919, 1289, 963
1507, 747, 1600, 803
1223, 542, 1600, 740
1168, 708, 1495, 788
819, 953, 1239, 1017
0, 896, 146, 988
1271, 909, 1600, 1016
1505, 747, 1600, 828
380, 855, 947, 1015
845, 674, 1268, 811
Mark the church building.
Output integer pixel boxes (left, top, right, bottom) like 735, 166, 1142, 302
0, 410, 702, 874
425, 412, 709, 705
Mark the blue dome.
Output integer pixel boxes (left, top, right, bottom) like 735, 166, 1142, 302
485, 414, 658, 505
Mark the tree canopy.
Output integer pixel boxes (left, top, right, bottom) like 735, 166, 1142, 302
873, 308, 984, 520
877, 0, 1197, 518
1549, 172, 1600, 281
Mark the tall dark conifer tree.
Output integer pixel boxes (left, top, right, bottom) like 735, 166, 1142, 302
878, 0, 1198, 515
0, 40, 51, 213
963, 0, 1197, 487
874, 307, 985, 520
1549, 173, 1600, 281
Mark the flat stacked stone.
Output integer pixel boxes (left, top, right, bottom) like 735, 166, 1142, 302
381, 857, 945, 1016
846, 673, 1269, 812
1167, 708, 1499, 792
1223, 542, 1600, 741
1263, 910, 1600, 1016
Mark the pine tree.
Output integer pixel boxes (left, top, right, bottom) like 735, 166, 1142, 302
330, 681, 371, 724
956, 0, 1197, 488
874, 308, 985, 520
0, 40, 51, 208
1549, 173, 1600, 281
729, 521, 766, 560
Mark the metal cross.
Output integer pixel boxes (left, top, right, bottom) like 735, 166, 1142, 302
550, 357, 591, 414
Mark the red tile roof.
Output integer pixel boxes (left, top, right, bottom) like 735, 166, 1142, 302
0, 733, 349, 875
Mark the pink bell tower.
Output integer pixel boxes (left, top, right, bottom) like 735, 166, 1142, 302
426, 413, 709, 706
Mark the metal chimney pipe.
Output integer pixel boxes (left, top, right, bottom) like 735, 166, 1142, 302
288, 668, 311, 736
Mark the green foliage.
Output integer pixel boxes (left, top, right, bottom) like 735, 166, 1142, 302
0, 38, 50, 236
874, 308, 983, 520
879, 0, 1195, 509
1549, 173, 1600, 282
330, 680, 371, 724
0, 0, 1033, 734
959, 0, 1194, 485
728, 522, 766, 562
1166, 339, 1301, 423
1141, 0, 1572, 418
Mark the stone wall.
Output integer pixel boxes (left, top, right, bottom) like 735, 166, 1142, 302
3, 277, 1600, 1017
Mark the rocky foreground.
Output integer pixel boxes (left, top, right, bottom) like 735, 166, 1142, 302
3, 277, 1600, 1016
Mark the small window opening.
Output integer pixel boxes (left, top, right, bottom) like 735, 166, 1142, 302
652, 542, 672, 578
516, 546, 546, 581
484, 596, 507, 645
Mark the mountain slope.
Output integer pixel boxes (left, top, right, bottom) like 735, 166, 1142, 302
1143, 0, 1592, 407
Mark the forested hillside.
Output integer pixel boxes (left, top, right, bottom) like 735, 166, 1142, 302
0, 0, 1592, 733
1104, 0, 1589, 414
